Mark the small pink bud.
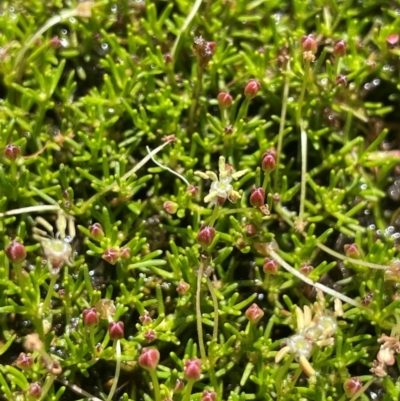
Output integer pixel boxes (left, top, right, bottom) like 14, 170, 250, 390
196, 226, 216, 247
139, 347, 160, 370
263, 257, 278, 274
361, 291, 374, 306
82, 308, 99, 327
29, 382, 42, 399
109, 321, 124, 340
49, 36, 61, 48
249, 187, 265, 208
176, 281, 190, 295
184, 358, 201, 381
120, 247, 131, 260
102, 248, 119, 265
164, 53, 173, 63
201, 390, 217, 401
333, 40, 346, 57
386, 34, 399, 49
344, 243, 360, 258
15, 352, 34, 370
217, 92, 233, 108
261, 150, 276, 172
336, 75, 347, 87
301, 34, 317, 54
174, 379, 185, 393
187, 185, 199, 196
245, 303, 264, 323
244, 224, 257, 237
163, 201, 179, 214
144, 329, 157, 343
5, 241, 27, 264
272, 193, 280, 202
89, 223, 104, 240
299, 264, 313, 275
343, 377, 362, 398
4, 144, 21, 160
224, 125, 234, 135
139, 311, 153, 325
244, 79, 261, 99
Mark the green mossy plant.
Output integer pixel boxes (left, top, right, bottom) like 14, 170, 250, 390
1, 0, 400, 400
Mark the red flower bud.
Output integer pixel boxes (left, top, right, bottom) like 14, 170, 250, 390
102, 248, 119, 265
244, 224, 257, 237
201, 390, 217, 401
187, 185, 199, 196
139, 347, 160, 371
344, 243, 360, 258
174, 379, 185, 393
176, 281, 190, 295
82, 307, 99, 327
184, 358, 201, 381
196, 226, 216, 247
5, 241, 27, 264
249, 187, 265, 208
217, 92, 233, 108
333, 40, 346, 57
120, 247, 131, 260
89, 223, 104, 240
336, 75, 347, 87
164, 53, 173, 64
244, 79, 261, 99
109, 321, 124, 340
386, 34, 399, 49
301, 34, 317, 54
139, 311, 153, 325
49, 36, 61, 48
261, 151, 276, 172
144, 329, 157, 343
4, 144, 21, 161
299, 264, 313, 275
29, 382, 42, 399
224, 125, 234, 135
15, 352, 34, 370
263, 257, 278, 274
343, 377, 362, 398
245, 303, 264, 324
163, 201, 179, 214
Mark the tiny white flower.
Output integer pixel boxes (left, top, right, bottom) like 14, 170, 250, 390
33, 210, 75, 275
194, 156, 248, 204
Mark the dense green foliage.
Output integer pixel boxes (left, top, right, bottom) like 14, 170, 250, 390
1, 0, 400, 400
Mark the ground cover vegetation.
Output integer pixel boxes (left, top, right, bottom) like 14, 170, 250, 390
1, 0, 400, 400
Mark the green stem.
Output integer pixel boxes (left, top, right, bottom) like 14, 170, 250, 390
275, 354, 294, 398
274, 60, 291, 192
38, 375, 56, 401
106, 340, 121, 401
149, 369, 162, 401
189, 66, 204, 135
182, 380, 195, 401
206, 277, 219, 340
196, 263, 207, 362
13, 263, 27, 300
208, 205, 220, 227
42, 273, 58, 315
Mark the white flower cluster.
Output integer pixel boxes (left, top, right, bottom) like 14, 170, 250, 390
275, 292, 340, 376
